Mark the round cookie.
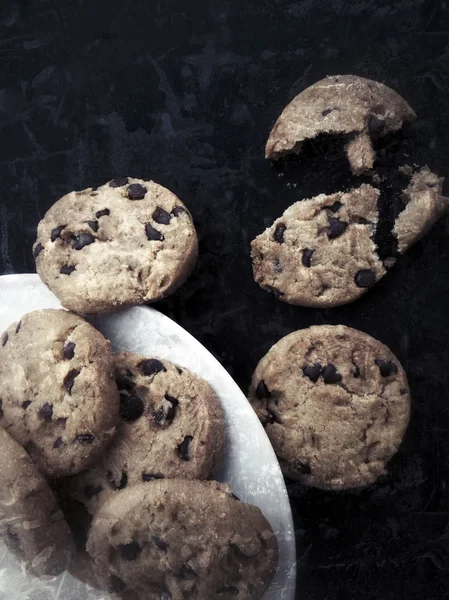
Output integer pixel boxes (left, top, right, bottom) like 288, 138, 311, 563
66, 352, 225, 514
266, 74, 416, 174
248, 325, 410, 490
0, 309, 119, 477
251, 184, 386, 307
87, 480, 278, 600
33, 177, 199, 314
0, 427, 75, 576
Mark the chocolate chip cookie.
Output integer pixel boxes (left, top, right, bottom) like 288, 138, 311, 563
248, 325, 410, 490
87, 479, 278, 600
34, 177, 199, 314
0, 427, 75, 576
66, 352, 225, 514
0, 309, 119, 477
266, 74, 416, 174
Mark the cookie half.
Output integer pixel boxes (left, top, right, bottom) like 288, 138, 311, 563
66, 352, 225, 514
248, 325, 410, 490
34, 177, 199, 314
266, 74, 416, 174
87, 480, 278, 600
0, 427, 75, 576
0, 309, 119, 476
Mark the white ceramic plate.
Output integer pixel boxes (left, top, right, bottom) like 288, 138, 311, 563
0, 274, 296, 600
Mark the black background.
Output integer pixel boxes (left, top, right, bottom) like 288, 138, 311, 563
1, 1, 449, 598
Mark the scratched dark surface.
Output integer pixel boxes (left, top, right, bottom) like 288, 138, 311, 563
1, 0, 449, 598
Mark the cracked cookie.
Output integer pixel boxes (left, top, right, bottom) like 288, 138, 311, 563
0, 427, 75, 576
266, 74, 416, 174
33, 177, 199, 314
65, 352, 225, 515
86, 479, 278, 600
248, 325, 410, 490
0, 309, 119, 477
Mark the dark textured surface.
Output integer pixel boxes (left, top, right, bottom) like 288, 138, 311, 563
1, 1, 449, 598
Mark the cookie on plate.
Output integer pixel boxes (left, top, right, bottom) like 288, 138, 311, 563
0, 309, 119, 477
33, 177, 199, 314
65, 352, 225, 514
87, 479, 278, 600
248, 325, 410, 490
266, 74, 416, 174
0, 427, 75, 577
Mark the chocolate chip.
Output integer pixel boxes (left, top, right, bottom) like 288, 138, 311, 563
353, 365, 361, 378
63, 341, 76, 360
355, 269, 376, 288
230, 492, 240, 501
153, 394, 179, 426
110, 575, 126, 593
77, 433, 95, 444
375, 359, 398, 377
274, 223, 287, 244
96, 208, 110, 218
322, 364, 342, 384
322, 108, 333, 116
39, 403, 53, 421
6, 528, 19, 544
153, 207, 172, 225
22, 400, 32, 409
51, 225, 66, 242
64, 369, 80, 394
108, 471, 128, 490
255, 380, 271, 399
73, 233, 95, 250
327, 217, 348, 239
266, 408, 283, 425
120, 393, 144, 422
142, 472, 164, 482
296, 461, 311, 475
172, 206, 186, 217
154, 536, 169, 551
109, 177, 128, 188
273, 258, 282, 273
0, 400, 3, 420
145, 223, 164, 241
303, 363, 322, 383
119, 541, 142, 561
138, 359, 166, 376
327, 201, 342, 213
60, 265, 76, 275
90, 192, 98, 196
116, 376, 135, 392
302, 248, 314, 267
176, 366, 183, 374
178, 436, 193, 461
179, 564, 195, 580
53, 437, 63, 449
33, 243, 44, 259
85, 484, 103, 499
87, 220, 99, 232
367, 113, 385, 137
15, 321, 21, 334
128, 183, 147, 200
1, 333, 8, 347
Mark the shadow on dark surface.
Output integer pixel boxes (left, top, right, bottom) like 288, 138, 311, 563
1, 0, 449, 598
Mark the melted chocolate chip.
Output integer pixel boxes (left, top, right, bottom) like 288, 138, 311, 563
145, 223, 164, 241
85, 484, 103, 499
274, 223, 287, 244
302, 248, 314, 267
15, 321, 21, 334
53, 437, 63, 449
96, 208, 110, 218
322, 108, 333, 117
64, 369, 80, 394
172, 206, 186, 217
39, 403, 53, 421
367, 113, 385, 137
87, 220, 99, 232
303, 363, 322, 383
108, 471, 128, 490
142, 472, 164, 482
355, 269, 376, 288
128, 183, 147, 200
33, 243, 44, 259
22, 400, 32, 409
60, 265, 76, 275
255, 380, 271, 399
110, 575, 126, 593
327, 200, 342, 213
1, 333, 8, 347
375, 359, 398, 377
138, 359, 166, 376
153, 207, 172, 225
73, 233, 95, 250
119, 541, 142, 561
327, 217, 348, 239
178, 436, 193, 461
77, 433, 95, 444
120, 393, 144, 422
296, 461, 312, 475
51, 225, 66, 242
322, 364, 342, 384
154, 536, 169, 551
179, 564, 196, 580
63, 341, 76, 360
109, 177, 128, 188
